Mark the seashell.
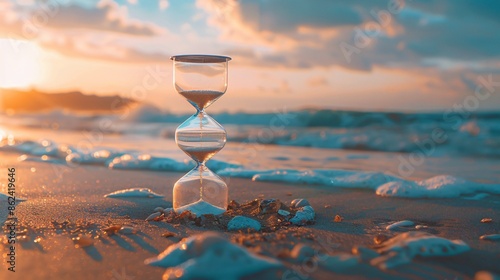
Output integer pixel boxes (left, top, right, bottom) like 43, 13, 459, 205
334, 215, 343, 222
146, 212, 162, 221
480, 218, 493, 223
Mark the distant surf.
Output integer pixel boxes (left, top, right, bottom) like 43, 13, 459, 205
2, 106, 500, 156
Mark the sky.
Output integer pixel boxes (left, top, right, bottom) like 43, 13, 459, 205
0, 0, 499, 113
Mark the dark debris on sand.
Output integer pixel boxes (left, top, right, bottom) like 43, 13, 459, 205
159, 198, 314, 232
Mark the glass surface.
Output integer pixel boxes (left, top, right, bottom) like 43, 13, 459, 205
172, 54, 230, 111
171, 54, 231, 215
175, 111, 226, 163
173, 164, 228, 215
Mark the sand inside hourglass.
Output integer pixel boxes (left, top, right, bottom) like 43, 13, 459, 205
179, 90, 224, 110
175, 199, 226, 216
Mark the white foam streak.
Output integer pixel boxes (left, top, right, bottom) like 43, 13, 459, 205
219, 169, 500, 199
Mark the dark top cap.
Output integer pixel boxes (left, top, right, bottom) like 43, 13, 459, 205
170, 54, 232, 63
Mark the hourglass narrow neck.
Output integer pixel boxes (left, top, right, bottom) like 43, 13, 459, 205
195, 161, 206, 168
195, 109, 207, 116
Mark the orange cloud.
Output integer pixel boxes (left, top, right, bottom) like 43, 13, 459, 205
0, 0, 168, 63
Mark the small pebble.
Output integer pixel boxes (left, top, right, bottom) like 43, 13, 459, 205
481, 218, 493, 223
290, 244, 316, 262
228, 216, 261, 231
291, 198, 310, 208
352, 246, 379, 262
386, 220, 414, 231
228, 200, 240, 210
260, 199, 281, 214
479, 234, 500, 241
72, 235, 94, 248
277, 249, 291, 259
474, 270, 500, 280
278, 209, 290, 216
162, 208, 174, 215
17, 235, 29, 242
373, 234, 389, 245
290, 206, 315, 225
161, 231, 176, 238
324, 205, 332, 209
415, 225, 428, 229
119, 226, 137, 235
317, 253, 359, 271
103, 225, 121, 235
334, 215, 343, 222
146, 212, 163, 221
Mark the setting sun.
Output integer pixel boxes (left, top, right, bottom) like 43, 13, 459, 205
0, 39, 40, 89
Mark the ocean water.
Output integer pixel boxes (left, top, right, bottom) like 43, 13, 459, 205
1, 107, 499, 199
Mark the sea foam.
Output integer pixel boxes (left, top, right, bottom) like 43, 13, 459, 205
219, 168, 500, 199
104, 188, 163, 198
145, 232, 282, 279
2, 138, 240, 173
376, 175, 500, 198
371, 232, 469, 269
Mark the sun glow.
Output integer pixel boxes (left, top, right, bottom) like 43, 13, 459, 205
0, 39, 40, 89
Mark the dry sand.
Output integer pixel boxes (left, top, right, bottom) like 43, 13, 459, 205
0, 152, 499, 280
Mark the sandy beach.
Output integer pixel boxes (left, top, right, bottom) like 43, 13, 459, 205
1, 151, 499, 280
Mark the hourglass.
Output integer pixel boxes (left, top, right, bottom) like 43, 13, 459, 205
171, 54, 231, 216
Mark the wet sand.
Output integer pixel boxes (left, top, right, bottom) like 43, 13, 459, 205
0, 152, 499, 280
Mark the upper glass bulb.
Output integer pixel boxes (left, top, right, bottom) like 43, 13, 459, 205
171, 54, 231, 111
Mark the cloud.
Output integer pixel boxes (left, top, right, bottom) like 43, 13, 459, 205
37, 33, 171, 63
197, 0, 500, 71
0, 0, 169, 63
307, 76, 329, 87
159, 0, 169, 11
0, 1, 165, 40
44, 1, 163, 36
